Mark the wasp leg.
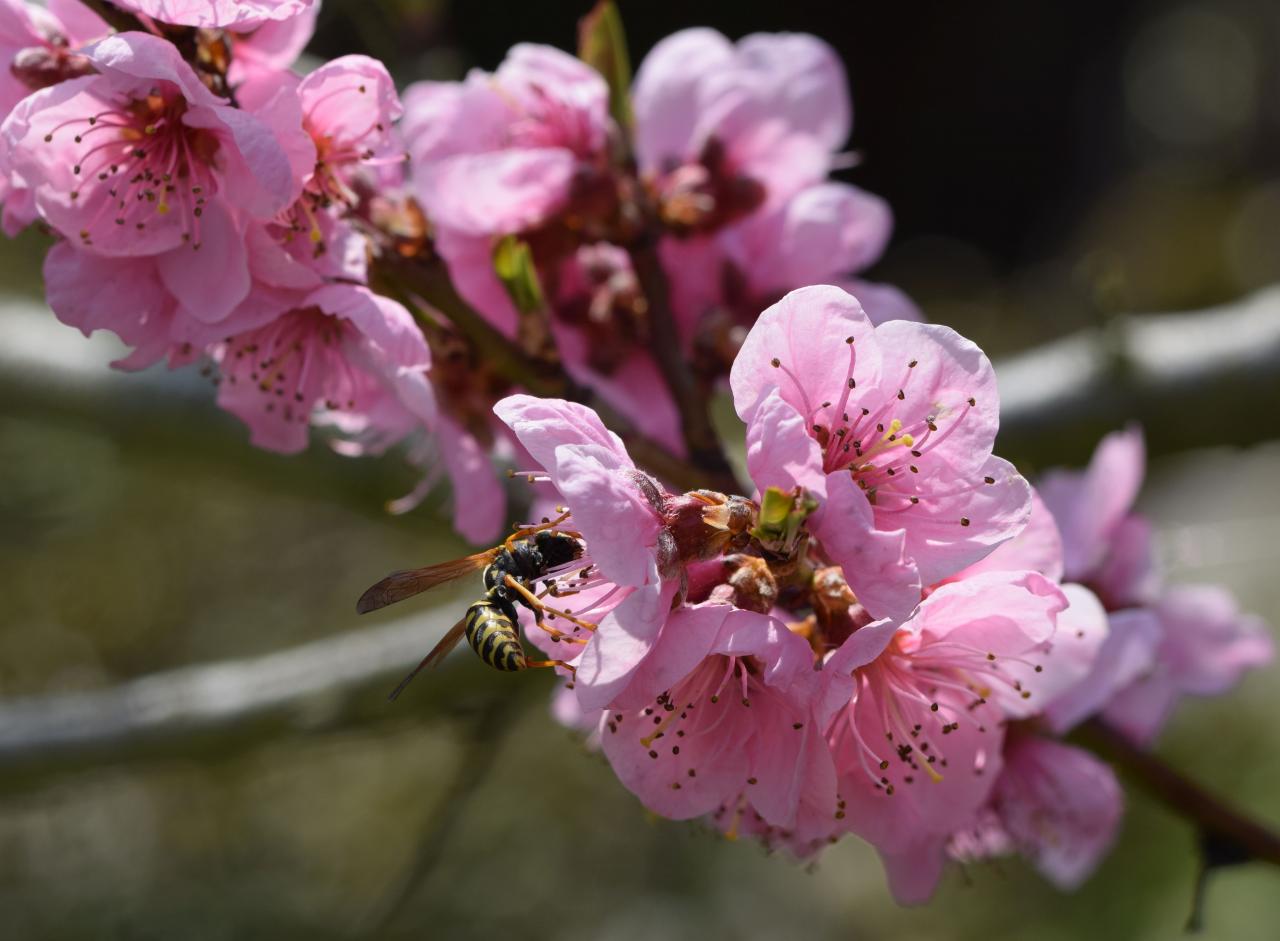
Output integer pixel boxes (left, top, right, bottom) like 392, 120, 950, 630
503, 510, 574, 549
503, 575, 597, 632
525, 659, 577, 674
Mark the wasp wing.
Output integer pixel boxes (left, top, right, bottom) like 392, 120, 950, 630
356, 550, 497, 614
387, 615, 469, 701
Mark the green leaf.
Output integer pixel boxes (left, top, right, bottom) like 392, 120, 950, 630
578, 0, 633, 132
492, 235, 546, 315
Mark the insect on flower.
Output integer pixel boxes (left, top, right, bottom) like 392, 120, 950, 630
356, 515, 592, 697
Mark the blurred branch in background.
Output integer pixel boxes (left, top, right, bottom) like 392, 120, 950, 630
0, 601, 459, 790
997, 285, 1280, 470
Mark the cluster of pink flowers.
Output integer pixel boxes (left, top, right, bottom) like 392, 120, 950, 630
497, 286, 1271, 902
1, 1, 906, 544
3, 1, 1272, 907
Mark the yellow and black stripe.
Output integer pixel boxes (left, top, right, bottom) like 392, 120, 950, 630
464, 599, 527, 672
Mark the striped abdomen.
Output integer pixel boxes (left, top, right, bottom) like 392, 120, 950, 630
464, 599, 527, 672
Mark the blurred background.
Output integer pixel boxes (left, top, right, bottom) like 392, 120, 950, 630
1, 0, 1278, 937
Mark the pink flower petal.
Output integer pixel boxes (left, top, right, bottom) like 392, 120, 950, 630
810, 471, 919, 623
576, 581, 677, 711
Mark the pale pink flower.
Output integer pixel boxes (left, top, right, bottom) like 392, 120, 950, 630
732, 285, 1031, 621
950, 737, 1123, 891
635, 29, 911, 347
0, 0, 106, 234
1038, 426, 1158, 609
1102, 585, 1274, 745
494, 394, 760, 709
110, 1, 314, 29
0, 0, 101, 114
598, 604, 834, 832
212, 284, 433, 454
633, 29, 848, 211
823, 570, 1067, 903
3, 32, 304, 278
295, 54, 404, 205
404, 43, 609, 241
43, 238, 182, 370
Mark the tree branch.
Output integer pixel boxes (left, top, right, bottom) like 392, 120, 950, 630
0, 604, 461, 789
629, 238, 738, 488
1079, 718, 1280, 866
373, 255, 739, 492
79, 0, 145, 34
996, 285, 1280, 468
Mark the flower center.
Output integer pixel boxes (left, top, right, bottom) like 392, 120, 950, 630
770, 339, 995, 524
219, 306, 365, 425
837, 634, 1042, 796
46, 85, 222, 249
655, 136, 765, 235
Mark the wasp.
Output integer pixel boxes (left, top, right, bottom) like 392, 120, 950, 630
357, 520, 587, 699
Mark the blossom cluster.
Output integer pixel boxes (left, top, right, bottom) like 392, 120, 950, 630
0, 0, 908, 544
496, 287, 1271, 902
2, 0, 1272, 907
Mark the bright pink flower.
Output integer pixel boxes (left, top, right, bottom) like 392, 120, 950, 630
212, 284, 433, 454
494, 394, 763, 709
110, 0, 314, 29
950, 737, 1123, 891
1038, 426, 1158, 608
1101, 585, 1274, 745
4, 32, 303, 255
295, 54, 404, 205
404, 43, 609, 240
732, 285, 1032, 621
598, 604, 834, 832
823, 570, 1067, 902
495, 394, 665, 589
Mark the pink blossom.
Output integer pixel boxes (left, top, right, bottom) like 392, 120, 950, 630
110, 1, 315, 29
494, 394, 664, 589
950, 737, 1123, 891
44, 239, 182, 370
0, 0, 106, 234
942, 486, 1065, 584
732, 285, 1031, 621
633, 29, 848, 209
295, 54, 404, 205
598, 604, 833, 833
493, 394, 769, 710
212, 284, 433, 454
823, 570, 1067, 902
1102, 585, 1274, 745
4, 32, 304, 268
226, 4, 318, 86
404, 43, 609, 240
0, 0, 101, 114
1038, 426, 1158, 608
635, 29, 910, 353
